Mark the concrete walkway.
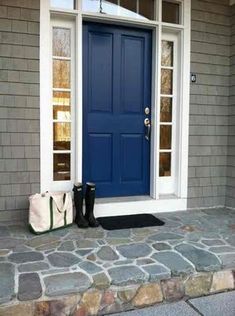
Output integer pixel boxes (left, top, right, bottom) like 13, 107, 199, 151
110, 291, 235, 316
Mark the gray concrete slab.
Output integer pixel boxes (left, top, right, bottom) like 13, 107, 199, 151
189, 291, 235, 316
109, 301, 199, 316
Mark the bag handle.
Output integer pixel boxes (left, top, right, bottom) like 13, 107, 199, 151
51, 193, 69, 213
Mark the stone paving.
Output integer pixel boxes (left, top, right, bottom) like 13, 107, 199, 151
0, 207, 235, 315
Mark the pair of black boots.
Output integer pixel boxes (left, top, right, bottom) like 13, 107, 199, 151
73, 182, 99, 228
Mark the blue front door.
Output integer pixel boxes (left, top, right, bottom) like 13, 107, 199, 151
83, 22, 152, 198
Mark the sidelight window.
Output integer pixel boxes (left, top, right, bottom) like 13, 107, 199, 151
52, 27, 73, 181
158, 34, 180, 196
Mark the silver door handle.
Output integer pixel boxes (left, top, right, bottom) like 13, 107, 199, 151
144, 118, 151, 141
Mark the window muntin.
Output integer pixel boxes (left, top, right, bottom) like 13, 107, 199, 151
52, 27, 72, 181
162, 1, 181, 24
82, 0, 156, 21
159, 39, 175, 177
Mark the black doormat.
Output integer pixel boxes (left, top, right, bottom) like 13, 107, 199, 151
97, 214, 165, 230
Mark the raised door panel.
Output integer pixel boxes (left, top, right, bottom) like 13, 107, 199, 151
87, 134, 113, 183
88, 32, 113, 113
121, 35, 144, 114
120, 134, 143, 182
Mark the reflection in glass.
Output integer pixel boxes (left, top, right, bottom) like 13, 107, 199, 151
53, 60, 70, 89
53, 91, 70, 106
120, 0, 136, 13
51, 0, 74, 9
161, 69, 173, 95
139, 0, 155, 20
53, 91, 71, 120
53, 123, 71, 150
160, 97, 172, 122
53, 28, 71, 57
53, 106, 71, 120
160, 125, 172, 149
162, 41, 173, 67
162, 1, 180, 24
159, 153, 171, 177
54, 153, 71, 181
82, 0, 156, 20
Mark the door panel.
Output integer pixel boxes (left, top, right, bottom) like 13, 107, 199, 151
88, 133, 113, 183
120, 134, 143, 182
83, 22, 152, 197
121, 36, 144, 113
89, 32, 113, 113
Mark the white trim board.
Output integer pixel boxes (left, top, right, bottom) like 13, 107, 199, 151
94, 197, 187, 217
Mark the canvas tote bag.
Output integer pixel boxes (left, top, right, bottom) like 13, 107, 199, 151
29, 192, 73, 234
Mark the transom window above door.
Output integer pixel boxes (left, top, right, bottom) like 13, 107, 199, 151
82, 0, 156, 20
50, 1, 183, 24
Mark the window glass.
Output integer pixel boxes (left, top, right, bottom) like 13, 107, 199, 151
53, 28, 71, 57
162, 1, 180, 24
161, 69, 173, 95
139, 0, 155, 21
120, 0, 137, 13
82, 0, 156, 20
51, 0, 75, 9
159, 153, 171, 177
160, 97, 172, 122
160, 125, 172, 149
53, 91, 71, 120
54, 154, 71, 181
53, 123, 71, 150
53, 60, 71, 89
161, 40, 173, 67
52, 28, 72, 181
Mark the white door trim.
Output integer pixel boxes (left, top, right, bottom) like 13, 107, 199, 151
40, 0, 191, 214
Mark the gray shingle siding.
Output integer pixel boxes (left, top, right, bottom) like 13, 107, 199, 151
226, 4, 235, 207
0, 1, 40, 220
188, 0, 230, 208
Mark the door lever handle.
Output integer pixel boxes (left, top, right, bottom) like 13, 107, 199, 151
144, 118, 151, 141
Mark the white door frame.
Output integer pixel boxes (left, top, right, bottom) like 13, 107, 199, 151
40, 0, 191, 215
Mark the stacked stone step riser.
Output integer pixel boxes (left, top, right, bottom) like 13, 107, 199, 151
0, 270, 234, 316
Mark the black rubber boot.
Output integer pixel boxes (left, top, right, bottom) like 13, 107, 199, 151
73, 183, 89, 228
85, 182, 100, 228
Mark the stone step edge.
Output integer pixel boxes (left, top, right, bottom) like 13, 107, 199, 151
0, 269, 235, 316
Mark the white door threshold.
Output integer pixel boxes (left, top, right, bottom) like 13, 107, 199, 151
94, 195, 187, 217
96, 195, 153, 204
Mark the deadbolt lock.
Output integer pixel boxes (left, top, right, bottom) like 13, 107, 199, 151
145, 107, 150, 115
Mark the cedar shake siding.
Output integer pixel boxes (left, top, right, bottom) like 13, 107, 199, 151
0, 0, 40, 220
188, 0, 230, 208
226, 3, 235, 207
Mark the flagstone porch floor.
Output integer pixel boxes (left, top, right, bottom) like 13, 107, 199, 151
1, 207, 235, 315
